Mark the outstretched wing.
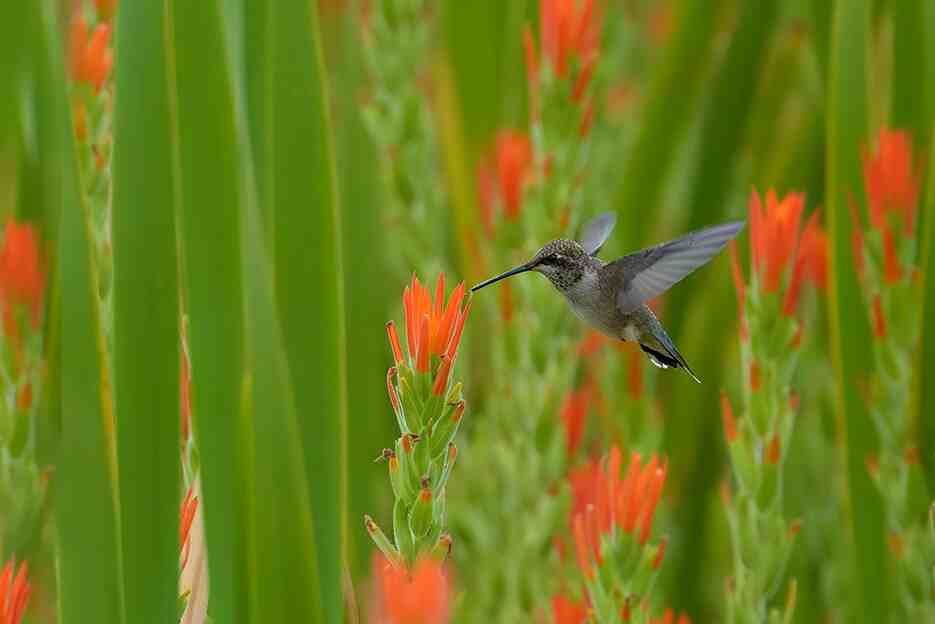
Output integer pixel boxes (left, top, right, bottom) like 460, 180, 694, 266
606, 220, 745, 313
579, 212, 617, 256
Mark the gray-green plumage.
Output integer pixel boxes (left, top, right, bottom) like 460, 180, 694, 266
471, 213, 745, 383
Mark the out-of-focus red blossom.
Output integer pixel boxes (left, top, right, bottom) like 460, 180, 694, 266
728, 241, 748, 340
748, 189, 804, 293
647, 3, 675, 47
69, 17, 113, 92
764, 434, 781, 465
17, 383, 32, 413
552, 593, 588, 624
180, 485, 199, 569
0, 219, 45, 338
497, 131, 533, 220
388, 274, 469, 394
560, 386, 590, 457
650, 608, 691, 624
539, 0, 600, 79
720, 391, 737, 444
863, 129, 919, 236
749, 361, 761, 392
375, 555, 450, 624
95, 0, 116, 20
476, 131, 533, 237
783, 210, 828, 316
570, 447, 667, 578
0, 557, 32, 624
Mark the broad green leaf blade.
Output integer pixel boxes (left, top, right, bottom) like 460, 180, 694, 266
172, 0, 250, 621
243, 188, 324, 624
891, 0, 926, 140
329, 9, 394, 580
613, 0, 728, 250
917, 125, 935, 490
267, 1, 346, 620
112, 0, 181, 619
0, 0, 26, 147
37, 0, 123, 619
826, 2, 887, 622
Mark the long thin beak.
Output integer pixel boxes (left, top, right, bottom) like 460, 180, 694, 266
471, 262, 535, 292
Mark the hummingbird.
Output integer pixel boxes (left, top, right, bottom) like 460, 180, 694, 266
471, 213, 745, 383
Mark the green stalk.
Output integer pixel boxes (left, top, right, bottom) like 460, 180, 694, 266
266, 1, 346, 620
37, 0, 122, 619
890, 0, 926, 140
916, 126, 935, 491
826, 2, 888, 621
111, 0, 181, 618
0, 0, 25, 147
664, 0, 779, 346
332, 9, 393, 580
613, 0, 728, 250
241, 183, 324, 624
172, 0, 250, 621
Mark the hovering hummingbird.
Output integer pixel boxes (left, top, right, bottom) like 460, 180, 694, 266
471, 213, 744, 383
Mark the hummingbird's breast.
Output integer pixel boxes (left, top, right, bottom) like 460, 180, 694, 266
563, 270, 623, 337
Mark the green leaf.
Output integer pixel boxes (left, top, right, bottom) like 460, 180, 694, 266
826, 2, 888, 621
613, 0, 729, 250
265, 2, 346, 621
111, 0, 181, 618
171, 0, 251, 621
37, 0, 123, 619
330, 9, 394, 580
890, 0, 926, 140
916, 122, 935, 491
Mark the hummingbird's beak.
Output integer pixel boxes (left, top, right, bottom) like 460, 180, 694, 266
471, 261, 536, 292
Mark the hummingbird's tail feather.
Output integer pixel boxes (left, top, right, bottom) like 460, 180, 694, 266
639, 333, 702, 384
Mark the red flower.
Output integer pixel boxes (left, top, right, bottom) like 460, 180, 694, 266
0, 557, 31, 624
728, 240, 748, 340
783, 211, 828, 315
872, 294, 887, 339
650, 608, 691, 624
476, 131, 533, 235
387, 274, 469, 395
69, 18, 113, 92
720, 391, 737, 444
496, 131, 533, 221
552, 593, 588, 624
539, 0, 600, 79
376, 555, 450, 624
180, 485, 199, 569
748, 189, 805, 293
863, 129, 919, 236
560, 386, 590, 457
0, 219, 45, 338
570, 447, 667, 578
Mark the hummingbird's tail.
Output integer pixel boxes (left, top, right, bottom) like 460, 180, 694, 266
639, 329, 701, 384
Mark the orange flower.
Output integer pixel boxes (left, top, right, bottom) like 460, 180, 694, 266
720, 391, 737, 444
476, 129, 534, 237
386, 274, 469, 395
377, 555, 450, 624
748, 188, 805, 293
0, 219, 45, 338
539, 0, 600, 80
69, 17, 113, 92
783, 211, 828, 315
863, 129, 919, 236
180, 485, 199, 569
650, 608, 691, 624
872, 294, 886, 339
570, 447, 667, 577
560, 386, 590, 457
495, 130, 533, 221
728, 240, 748, 340
0, 557, 31, 624
552, 593, 588, 624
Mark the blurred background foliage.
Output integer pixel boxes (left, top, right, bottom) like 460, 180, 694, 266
0, 0, 933, 622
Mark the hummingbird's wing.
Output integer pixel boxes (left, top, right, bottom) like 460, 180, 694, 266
579, 212, 617, 256
607, 220, 745, 313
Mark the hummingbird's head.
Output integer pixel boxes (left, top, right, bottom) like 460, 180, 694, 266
471, 239, 590, 293
529, 239, 589, 290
